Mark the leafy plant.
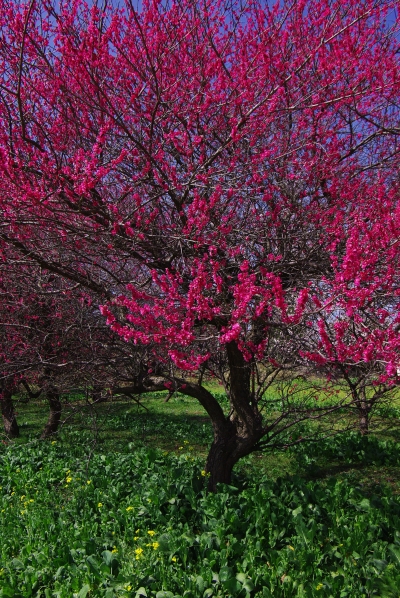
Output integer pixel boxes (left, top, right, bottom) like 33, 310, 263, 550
1, 437, 400, 597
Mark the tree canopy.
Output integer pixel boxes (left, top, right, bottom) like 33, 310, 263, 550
0, 0, 399, 487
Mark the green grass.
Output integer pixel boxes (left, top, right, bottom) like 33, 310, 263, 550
1, 389, 400, 596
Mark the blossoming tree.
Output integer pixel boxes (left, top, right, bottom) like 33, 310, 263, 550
0, 247, 148, 439
0, 0, 399, 487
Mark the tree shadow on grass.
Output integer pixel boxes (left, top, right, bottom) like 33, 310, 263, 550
292, 432, 400, 494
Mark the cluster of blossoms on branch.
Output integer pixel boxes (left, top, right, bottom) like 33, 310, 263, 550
0, 0, 398, 383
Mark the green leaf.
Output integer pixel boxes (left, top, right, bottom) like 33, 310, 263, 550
389, 545, 400, 566
102, 550, 113, 567
243, 580, 255, 592
86, 555, 102, 580
219, 566, 233, 583
1, 586, 17, 598
222, 578, 241, 593
77, 585, 91, 598
372, 558, 387, 572
54, 566, 65, 580
158, 533, 172, 553
135, 589, 147, 598
11, 558, 24, 570
196, 576, 205, 593
156, 592, 174, 598
358, 498, 371, 511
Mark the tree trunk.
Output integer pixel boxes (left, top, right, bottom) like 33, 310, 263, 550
356, 388, 370, 436
359, 407, 369, 436
205, 422, 260, 490
205, 342, 264, 490
1, 383, 19, 438
41, 387, 62, 438
164, 390, 174, 402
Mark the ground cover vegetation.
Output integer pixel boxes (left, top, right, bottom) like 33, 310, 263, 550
1, 393, 400, 597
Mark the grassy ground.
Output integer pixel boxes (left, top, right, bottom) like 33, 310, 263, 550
8, 386, 400, 494
2, 387, 400, 596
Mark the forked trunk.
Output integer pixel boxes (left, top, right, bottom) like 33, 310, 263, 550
206, 423, 261, 491
41, 387, 62, 438
205, 342, 264, 491
174, 342, 264, 491
1, 384, 19, 438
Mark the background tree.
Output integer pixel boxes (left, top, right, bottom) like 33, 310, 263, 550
301, 207, 400, 436
0, 247, 153, 439
0, 0, 399, 487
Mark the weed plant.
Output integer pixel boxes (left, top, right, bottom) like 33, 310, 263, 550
1, 434, 400, 597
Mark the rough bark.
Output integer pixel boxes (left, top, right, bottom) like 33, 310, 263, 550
1, 383, 19, 438
356, 388, 370, 436
358, 406, 369, 436
205, 342, 264, 490
205, 421, 261, 491
41, 387, 62, 438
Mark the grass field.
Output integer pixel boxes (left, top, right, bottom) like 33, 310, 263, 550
1, 389, 400, 597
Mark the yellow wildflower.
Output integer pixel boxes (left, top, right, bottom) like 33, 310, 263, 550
112, 546, 118, 554
87, 480, 91, 485
316, 583, 323, 590
20, 495, 26, 501
134, 547, 143, 560
135, 529, 140, 534
152, 542, 159, 550
172, 556, 177, 562
126, 506, 134, 512
125, 586, 132, 592
66, 477, 72, 483
134, 536, 139, 541
98, 502, 103, 508
288, 545, 294, 551
201, 470, 207, 477
184, 440, 189, 444
147, 530, 156, 537
51, 441, 57, 445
